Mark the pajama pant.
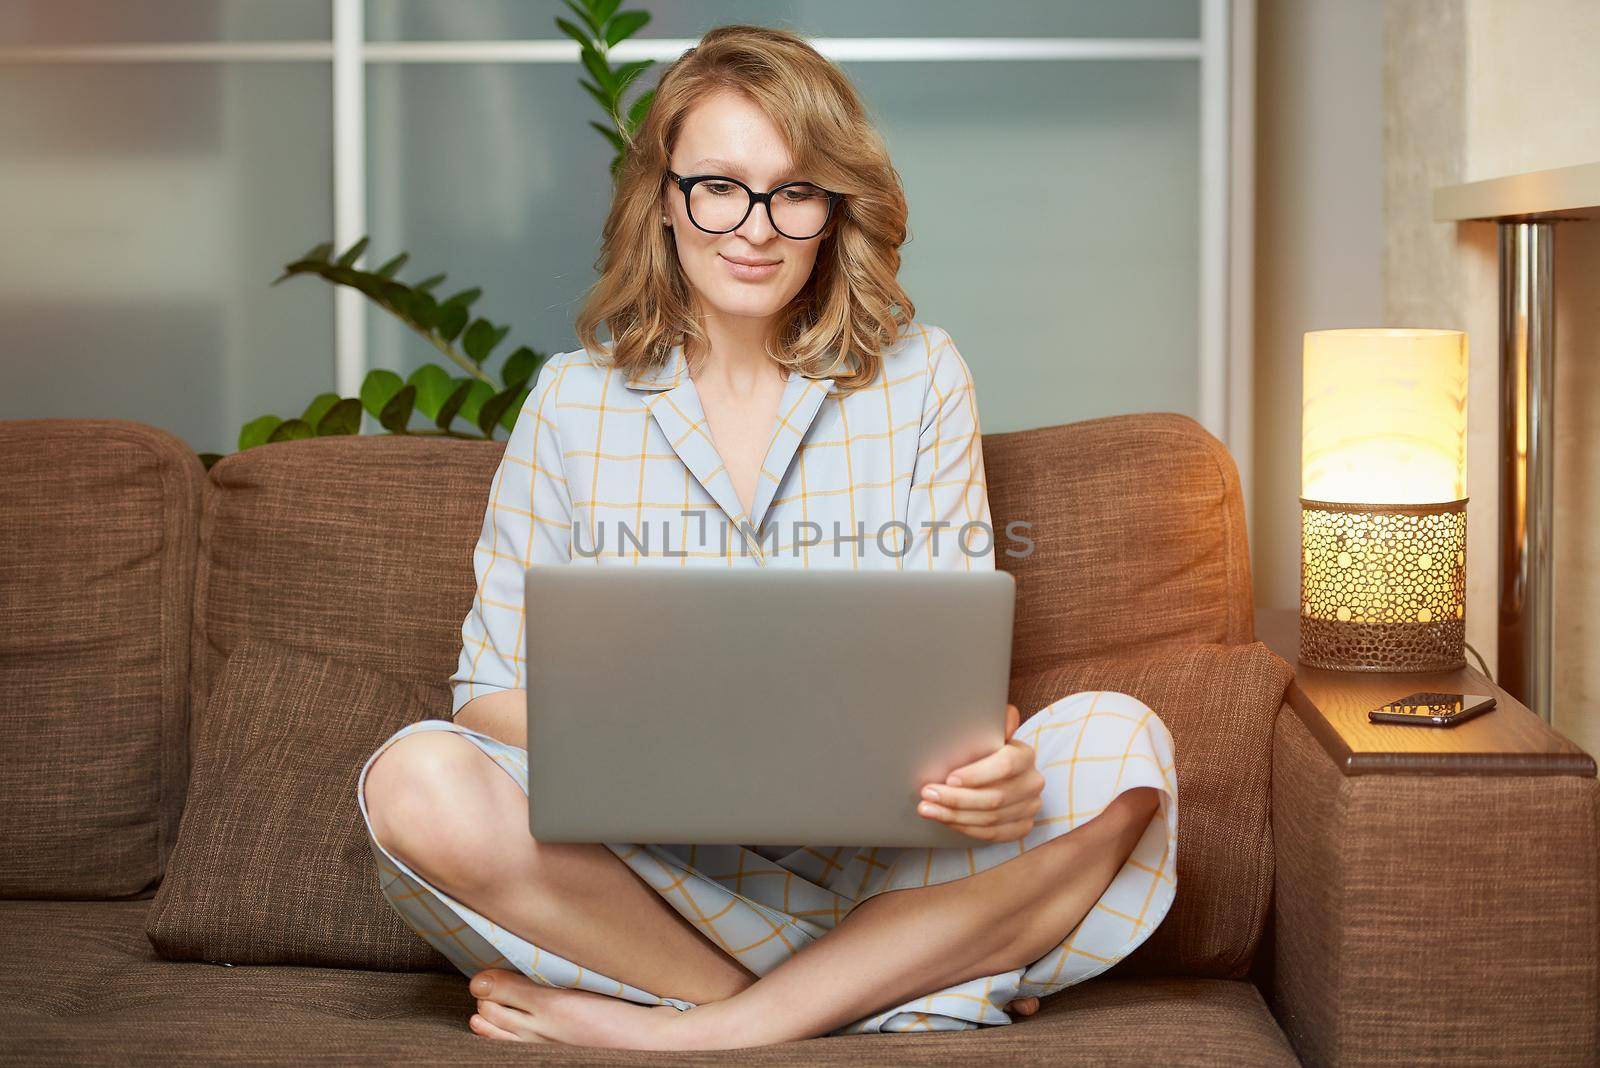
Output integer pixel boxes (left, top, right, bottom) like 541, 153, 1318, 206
355, 690, 1178, 1034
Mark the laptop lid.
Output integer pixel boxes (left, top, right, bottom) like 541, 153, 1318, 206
524, 566, 1015, 849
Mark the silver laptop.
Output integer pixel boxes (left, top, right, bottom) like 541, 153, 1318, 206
524, 566, 1015, 849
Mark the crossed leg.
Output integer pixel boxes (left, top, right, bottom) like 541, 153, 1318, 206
365, 726, 1159, 1050
363, 729, 757, 1004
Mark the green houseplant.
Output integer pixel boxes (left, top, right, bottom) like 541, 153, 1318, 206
207, 0, 657, 469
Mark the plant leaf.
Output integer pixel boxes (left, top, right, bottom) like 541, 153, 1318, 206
456, 378, 495, 425
336, 235, 370, 267
324, 266, 365, 292
605, 10, 649, 48
408, 290, 440, 331
578, 78, 613, 115
316, 397, 363, 436
477, 383, 523, 436
239, 414, 282, 451
589, 119, 627, 156
274, 243, 335, 285
501, 346, 545, 388
436, 379, 475, 431
407, 363, 455, 420
379, 384, 416, 433
360, 369, 404, 417
376, 280, 411, 309
462, 318, 511, 364
561, 0, 601, 35
441, 287, 483, 309
500, 384, 531, 432
414, 273, 447, 292
627, 87, 656, 130
435, 301, 469, 343
267, 418, 314, 443
593, 0, 623, 25
342, 270, 384, 300
198, 452, 224, 470
554, 16, 590, 48
580, 46, 615, 94
375, 252, 409, 278
301, 391, 341, 427
612, 58, 651, 94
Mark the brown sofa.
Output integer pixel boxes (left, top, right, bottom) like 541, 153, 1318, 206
0, 412, 1590, 1066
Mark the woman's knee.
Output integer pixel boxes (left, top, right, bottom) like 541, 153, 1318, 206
1029, 690, 1170, 747
363, 730, 515, 878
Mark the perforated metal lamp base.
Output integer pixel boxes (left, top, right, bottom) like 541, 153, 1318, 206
1299, 497, 1468, 672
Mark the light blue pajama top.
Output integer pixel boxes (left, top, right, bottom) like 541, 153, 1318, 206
449, 320, 995, 717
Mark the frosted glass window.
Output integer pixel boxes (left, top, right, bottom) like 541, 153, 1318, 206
0, 63, 334, 455
365, 56, 1198, 433
846, 58, 1199, 431
0, 2, 329, 44
364, 62, 614, 389
1, 2, 1208, 453
365, 1, 1199, 41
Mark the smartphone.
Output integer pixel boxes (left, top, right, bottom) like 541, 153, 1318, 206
1367, 690, 1496, 727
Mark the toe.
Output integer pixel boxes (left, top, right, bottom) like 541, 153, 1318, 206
469, 1012, 520, 1042
471, 968, 545, 1009
469, 968, 508, 997
478, 997, 544, 1042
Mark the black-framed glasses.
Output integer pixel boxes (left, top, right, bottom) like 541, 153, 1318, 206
666, 170, 842, 240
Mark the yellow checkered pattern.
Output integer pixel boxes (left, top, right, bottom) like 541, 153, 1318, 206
450, 321, 993, 716
358, 687, 1177, 1034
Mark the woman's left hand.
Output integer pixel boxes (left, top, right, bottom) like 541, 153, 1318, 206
917, 703, 1044, 844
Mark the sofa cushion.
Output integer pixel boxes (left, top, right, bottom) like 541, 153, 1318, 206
3, 899, 1299, 1065
194, 415, 1251, 724
192, 434, 503, 725
1008, 640, 1292, 981
0, 419, 203, 898
985, 413, 1255, 673
145, 635, 449, 970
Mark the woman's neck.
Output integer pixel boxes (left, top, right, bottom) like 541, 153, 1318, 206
689, 314, 788, 392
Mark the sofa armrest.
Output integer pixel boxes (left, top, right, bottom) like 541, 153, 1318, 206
1269, 698, 1599, 1067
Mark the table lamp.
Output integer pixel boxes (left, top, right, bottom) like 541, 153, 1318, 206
1300, 328, 1469, 671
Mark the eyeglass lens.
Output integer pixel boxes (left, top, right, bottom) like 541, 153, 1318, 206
688, 179, 831, 238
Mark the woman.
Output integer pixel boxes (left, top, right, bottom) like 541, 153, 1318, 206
357, 24, 1176, 1051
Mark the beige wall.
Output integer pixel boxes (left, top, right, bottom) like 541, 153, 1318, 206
1252, 0, 1385, 611
1385, 0, 1600, 753
1255, 0, 1597, 754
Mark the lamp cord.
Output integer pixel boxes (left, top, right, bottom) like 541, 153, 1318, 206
1464, 640, 1493, 682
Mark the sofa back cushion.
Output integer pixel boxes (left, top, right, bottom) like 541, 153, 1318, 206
985, 412, 1255, 676
193, 435, 504, 721
1009, 640, 1293, 980
198, 412, 1255, 710
0, 420, 203, 898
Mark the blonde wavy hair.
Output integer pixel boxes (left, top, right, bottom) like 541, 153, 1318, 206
573, 24, 915, 397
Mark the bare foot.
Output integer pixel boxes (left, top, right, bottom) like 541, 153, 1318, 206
466, 969, 1044, 1046
467, 969, 741, 1050
1007, 996, 1040, 1017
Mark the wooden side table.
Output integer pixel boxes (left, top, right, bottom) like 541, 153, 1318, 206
1254, 607, 1598, 1066
1254, 607, 1594, 777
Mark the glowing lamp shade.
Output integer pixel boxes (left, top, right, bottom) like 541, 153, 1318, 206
1299, 329, 1469, 672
